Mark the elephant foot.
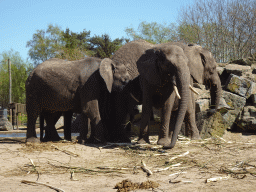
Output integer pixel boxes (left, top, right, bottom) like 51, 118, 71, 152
26, 137, 40, 143
42, 135, 63, 142
109, 135, 131, 143
137, 137, 150, 144
77, 139, 87, 145
162, 144, 175, 149
157, 137, 171, 146
191, 135, 201, 140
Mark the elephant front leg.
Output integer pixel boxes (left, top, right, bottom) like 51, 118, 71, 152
157, 92, 176, 146
85, 100, 106, 143
138, 80, 152, 144
43, 112, 63, 142
184, 88, 200, 140
78, 114, 89, 144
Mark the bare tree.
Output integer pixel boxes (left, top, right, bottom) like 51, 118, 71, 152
178, 0, 256, 62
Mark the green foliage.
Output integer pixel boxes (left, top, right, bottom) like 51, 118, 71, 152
55, 28, 91, 61
88, 34, 126, 58
27, 25, 93, 63
18, 114, 27, 125
178, 22, 201, 44
26, 24, 63, 66
0, 49, 33, 108
125, 21, 179, 44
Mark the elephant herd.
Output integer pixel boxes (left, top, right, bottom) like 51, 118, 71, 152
26, 40, 222, 149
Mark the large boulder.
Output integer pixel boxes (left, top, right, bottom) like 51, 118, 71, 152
196, 112, 228, 139
233, 106, 256, 132
221, 91, 246, 127
0, 118, 13, 131
225, 74, 256, 99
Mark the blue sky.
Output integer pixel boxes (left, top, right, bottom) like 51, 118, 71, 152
0, 0, 194, 62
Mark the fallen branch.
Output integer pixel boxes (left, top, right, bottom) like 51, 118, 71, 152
178, 135, 191, 141
141, 160, 153, 176
97, 166, 131, 170
166, 151, 189, 164
48, 161, 123, 174
215, 135, 227, 143
51, 145, 79, 157
205, 175, 230, 183
153, 153, 171, 156
154, 163, 182, 173
169, 180, 193, 184
220, 166, 256, 176
21, 180, 65, 192
169, 171, 187, 177
29, 159, 40, 181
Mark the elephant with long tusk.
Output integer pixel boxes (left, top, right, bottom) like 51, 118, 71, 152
107, 40, 222, 148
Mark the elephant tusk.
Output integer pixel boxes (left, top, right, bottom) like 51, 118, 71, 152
130, 93, 140, 103
174, 85, 181, 99
189, 85, 199, 95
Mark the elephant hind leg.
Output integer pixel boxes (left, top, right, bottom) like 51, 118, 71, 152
64, 111, 73, 141
26, 104, 40, 143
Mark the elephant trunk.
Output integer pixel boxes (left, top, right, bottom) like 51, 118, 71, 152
209, 73, 222, 112
164, 65, 190, 149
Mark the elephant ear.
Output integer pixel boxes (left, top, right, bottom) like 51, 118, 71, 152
186, 45, 205, 84
99, 58, 114, 92
137, 49, 162, 85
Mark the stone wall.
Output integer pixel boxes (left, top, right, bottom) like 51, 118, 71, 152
195, 58, 256, 133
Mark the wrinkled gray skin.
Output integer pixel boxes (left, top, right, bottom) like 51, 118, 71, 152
136, 45, 198, 148
169, 42, 222, 113
110, 40, 222, 148
26, 57, 130, 143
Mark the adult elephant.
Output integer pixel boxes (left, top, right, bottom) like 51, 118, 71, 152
109, 40, 222, 148
136, 45, 200, 148
26, 57, 130, 143
168, 42, 222, 113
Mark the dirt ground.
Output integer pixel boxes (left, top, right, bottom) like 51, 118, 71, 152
0, 129, 256, 192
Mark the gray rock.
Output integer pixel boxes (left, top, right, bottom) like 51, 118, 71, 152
222, 90, 246, 110
0, 118, 13, 131
217, 67, 225, 76
55, 116, 64, 129
231, 114, 256, 131
225, 64, 251, 76
218, 97, 233, 111
196, 112, 228, 139
221, 91, 246, 127
225, 74, 255, 98
229, 59, 249, 66
251, 64, 256, 74
195, 99, 210, 113
250, 94, 256, 107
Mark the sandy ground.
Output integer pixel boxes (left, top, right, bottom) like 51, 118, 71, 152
0, 129, 256, 192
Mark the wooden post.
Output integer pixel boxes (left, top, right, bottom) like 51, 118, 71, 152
8, 59, 12, 125
8, 58, 11, 104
